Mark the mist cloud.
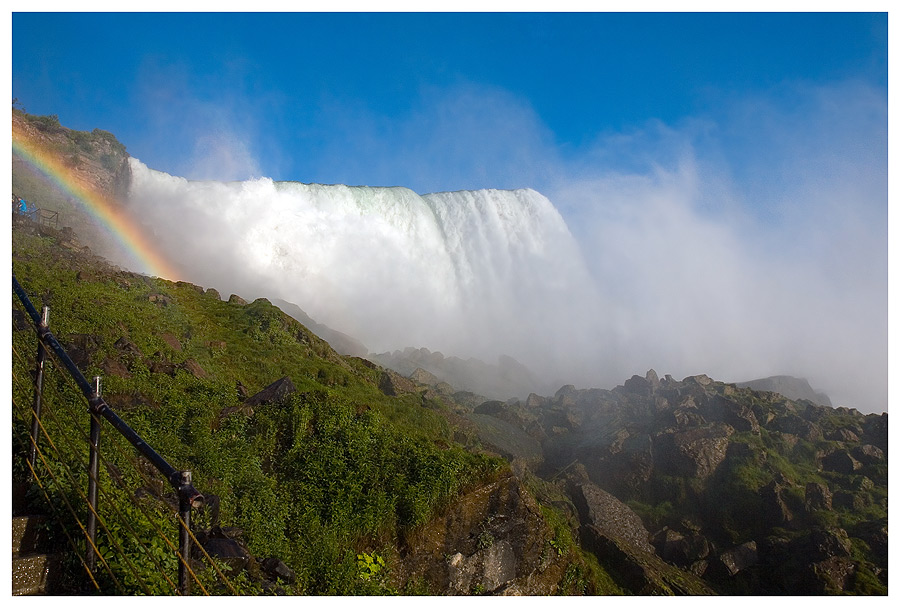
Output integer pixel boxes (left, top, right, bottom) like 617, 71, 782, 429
125, 78, 886, 413
548, 81, 887, 412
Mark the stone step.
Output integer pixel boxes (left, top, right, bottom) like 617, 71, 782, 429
12, 514, 48, 555
12, 552, 60, 595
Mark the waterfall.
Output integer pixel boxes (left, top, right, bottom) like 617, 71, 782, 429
125, 158, 607, 390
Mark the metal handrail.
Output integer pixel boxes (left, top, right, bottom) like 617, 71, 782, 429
13, 274, 205, 595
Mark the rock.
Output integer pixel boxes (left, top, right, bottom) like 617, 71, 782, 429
711, 396, 760, 434
685, 374, 712, 386
180, 358, 209, 380
204, 288, 221, 300
410, 367, 441, 386
175, 280, 203, 294
826, 428, 860, 442
770, 413, 822, 441
13, 308, 30, 331
100, 358, 132, 379
572, 483, 653, 555
653, 423, 733, 479
804, 482, 833, 511
199, 536, 251, 575
579, 524, 713, 595
243, 376, 296, 407
622, 374, 653, 396
260, 557, 296, 584
379, 369, 418, 396
446, 539, 517, 594
821, 450, 862, 474
147, 293, 172, 307
149, 353, 177, 376
851, 444, 884, 465
711, 540, 758, 577
760, 479, 795, 526
114, 336, 144, 363
394, 472, 568, 595
832, 491, 867, 511
228, 294, 247, 305
810, 556, 856, 593
64, 333, 101, 368
735, 375, 832, 406
651, 528, 710, 568
161, 332, 182, 351
671, 407, 706, 428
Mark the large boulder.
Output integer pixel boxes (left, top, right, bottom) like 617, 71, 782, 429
394, 472, 569, 595
653, 423, 734, 479
244, 376, 297, 408
572, 482, 653, 555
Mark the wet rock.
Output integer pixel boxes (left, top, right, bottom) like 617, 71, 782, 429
198, 530, 252, 575
446, 539, 517, 594
770, 413, 822, 441
851, 444, 884, 465
804, 482, 833, 511
244, 376, 296, 407
826, 427, 860, 442
260, 557, 296, 584
653, 423, 733, 479
651, 527, 710, 568
809, 556, 856, 593
572, 482, 653, 555
394, 472, 567, 595
760, 478, 795, 526
710, 540, 758, 577
821, 450, 862, 474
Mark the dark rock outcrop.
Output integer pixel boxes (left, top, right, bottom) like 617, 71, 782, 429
736, 375, 832, 406
394, 472, 570, 595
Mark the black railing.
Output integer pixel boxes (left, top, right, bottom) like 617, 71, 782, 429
13, 274, 205, 594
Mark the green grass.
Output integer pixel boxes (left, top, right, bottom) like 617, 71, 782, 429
12, 227, 504, 594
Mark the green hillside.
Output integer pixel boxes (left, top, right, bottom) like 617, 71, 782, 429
12, 222, 510, 594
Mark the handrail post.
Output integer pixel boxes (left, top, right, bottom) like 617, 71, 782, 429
85, 375, 103, 573
177, 470, 194, 596
28, 306, 50, 469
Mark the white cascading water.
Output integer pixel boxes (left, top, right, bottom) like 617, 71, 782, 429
125, 158, 610, 392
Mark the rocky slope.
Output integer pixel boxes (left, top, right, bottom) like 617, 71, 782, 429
406, 369, 887, 594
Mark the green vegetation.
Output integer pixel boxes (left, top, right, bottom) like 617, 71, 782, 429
12, 227, 504, 594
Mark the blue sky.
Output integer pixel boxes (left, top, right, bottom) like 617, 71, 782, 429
11, 11, 887, 191
9, 10, 891, 411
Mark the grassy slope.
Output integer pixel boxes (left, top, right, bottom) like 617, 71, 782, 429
11, 225, 505, 594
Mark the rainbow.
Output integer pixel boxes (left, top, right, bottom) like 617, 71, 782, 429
12, 129, 181, 281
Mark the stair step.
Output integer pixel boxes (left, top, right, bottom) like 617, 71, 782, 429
12, 515, 48, 555
12, 552, 59, 595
